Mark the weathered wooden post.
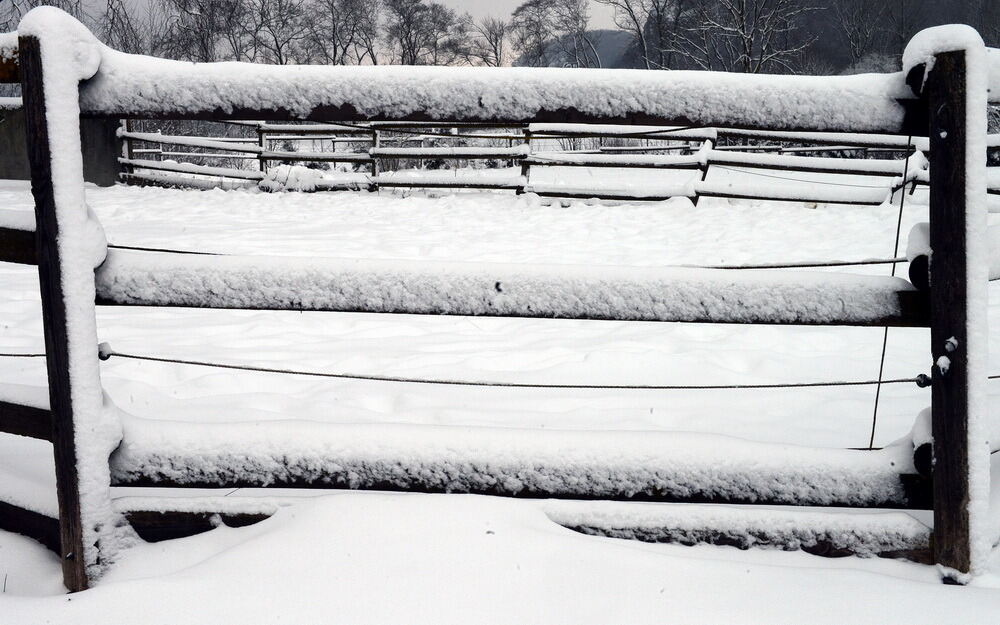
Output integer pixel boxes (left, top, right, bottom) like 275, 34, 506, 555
517, 128, 531, 194
692, 138, 714, 207
257, 123, 268, 173
924, 47, 987, 580
18, 33, 89, 592
369, 128, 380, 192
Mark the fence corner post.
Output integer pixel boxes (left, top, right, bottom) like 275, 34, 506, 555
18, 33, 89, 593
925, 47, 988, 581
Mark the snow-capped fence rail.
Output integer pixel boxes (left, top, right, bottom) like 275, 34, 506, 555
0, 10, 993, 591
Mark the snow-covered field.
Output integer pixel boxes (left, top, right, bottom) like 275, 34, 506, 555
3, 179, 1000, 622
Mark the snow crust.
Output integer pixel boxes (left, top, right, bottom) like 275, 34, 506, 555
0, 208, 35, 231
541, 499, 930, 556
93, 249, 919, 325
110, 417, 918, 506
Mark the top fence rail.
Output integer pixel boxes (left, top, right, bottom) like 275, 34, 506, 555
3, 30, 999, 128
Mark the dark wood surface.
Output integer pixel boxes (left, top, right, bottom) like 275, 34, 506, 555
111, 470, 932, 511
0, 400, 53, 441
0, 226, 37, 265
19, 35, 89, 592
927, 50, 974, 577
79, 99, 931, 137
0, 55, 17, 84
0, 500, 60, 553
125, 510, 272, 543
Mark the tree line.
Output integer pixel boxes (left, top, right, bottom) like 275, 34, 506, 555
1, 0, 998, 74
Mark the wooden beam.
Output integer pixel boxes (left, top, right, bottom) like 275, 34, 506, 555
926, 50, 973, 577
111, 471, 932, 511
19, 34, 89, 593
0, 501, 60, 553
0, 55, 17, 84
0, 226, 37, 265
0, 400, 52, 441
80, 100, 930, 137
124, 510, 271, 543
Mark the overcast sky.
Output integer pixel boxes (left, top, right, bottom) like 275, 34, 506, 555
442, 0, 617, 28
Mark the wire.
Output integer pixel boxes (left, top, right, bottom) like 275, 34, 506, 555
103, 242, 904, 272
712, 165, 897, 190
97, 346, 927, 391
705, 258, 905, 270
107, 244, 220, 256
868, 136, 914, 449
0, 353, 45, 358
327, 120, 705, 142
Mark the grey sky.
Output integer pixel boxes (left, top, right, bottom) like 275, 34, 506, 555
442, 0, 617, 28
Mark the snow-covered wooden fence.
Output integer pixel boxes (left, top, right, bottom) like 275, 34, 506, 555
116, 120, 1000, 206
0, 8, 995, 591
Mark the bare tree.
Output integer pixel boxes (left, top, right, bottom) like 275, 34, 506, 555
883, 0, 927, 58
424, 2, 465, 66
463, 15, 508, 67
511, 0, 599, 68
831, 0, 887, 64
102, 0, 146, 53
305, 0, 371, 64
594, 0, 686, 70
382, 0, 462, 65
245, 0, 309, 64
158, 0, 248, 61
1, 0, 84, 31
351, 0, 381, 63
549, 0, 601, 67
383, 0, 426, 64
668, 0, 816, 73
510, 0, 552, 66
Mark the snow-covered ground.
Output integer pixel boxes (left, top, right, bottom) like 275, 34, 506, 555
3, 179, 1000, 621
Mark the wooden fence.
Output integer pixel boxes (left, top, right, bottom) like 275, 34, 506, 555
117, 120, 1000, 206
0, 15, 995, 591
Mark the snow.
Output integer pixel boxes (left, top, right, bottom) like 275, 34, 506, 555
260, 164, 323, 192
9, 10, 909, 132
540, 498, 930, 556
121, 158, 265, 181
6, 173, 1000, 612
989, 47, 1000, 104
6, 493, 1000, 624
0, 31, 15, 61
110, 417, 917, 506
0, 207, 35, 231
93, 248, 920, 325
16, 6, 136, 578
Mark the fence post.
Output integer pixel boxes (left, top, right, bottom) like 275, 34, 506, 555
369, 128, 380, 192
692, 138, 714, 207
257, 123, 268, 173
18, 34, 89, 593
517, 127, 531, 194
925, 49, 979, 580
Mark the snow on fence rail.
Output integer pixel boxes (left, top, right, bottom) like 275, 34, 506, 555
0, 10, 993, 591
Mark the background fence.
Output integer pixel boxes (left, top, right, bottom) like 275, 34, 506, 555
118, 120, 1000, 207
